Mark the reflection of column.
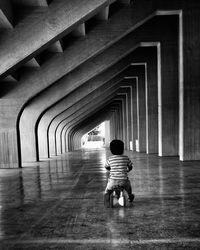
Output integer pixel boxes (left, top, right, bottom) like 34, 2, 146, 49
146, 157, 151, 193
179, 163, 186, 223
55, 159, 59, 182
0, 189, 2, 237
19, 171, 25, 205
48, 162, 53, 190
36, 166, 42, 199
158, 158, 165, 224
158, 160, 164, 197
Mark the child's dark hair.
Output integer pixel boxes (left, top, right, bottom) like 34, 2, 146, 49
110, 139, 124, 155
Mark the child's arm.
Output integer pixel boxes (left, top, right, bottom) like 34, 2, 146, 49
105, 159, 111, 171
127, 159, 133, 172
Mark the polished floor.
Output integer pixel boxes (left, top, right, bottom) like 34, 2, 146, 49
0, 148, 200, 249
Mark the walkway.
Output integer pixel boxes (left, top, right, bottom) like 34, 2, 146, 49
0, 148, 200, 249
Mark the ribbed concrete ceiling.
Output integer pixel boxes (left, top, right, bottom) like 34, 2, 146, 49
1, 0, 200, 167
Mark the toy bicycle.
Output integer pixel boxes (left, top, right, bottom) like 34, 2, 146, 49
104, 185, 128, 208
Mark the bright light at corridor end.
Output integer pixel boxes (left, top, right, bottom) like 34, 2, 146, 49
81, 122, 108, 149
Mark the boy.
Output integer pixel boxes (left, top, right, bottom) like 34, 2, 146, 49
104, 139, 134, 203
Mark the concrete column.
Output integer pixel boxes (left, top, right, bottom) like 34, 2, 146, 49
0, 127, 19, 168
120, 101, 124, 141
132, 79, 138, 152
134, 66, 146, 152
116, 102, 123, 140
113, 112, 117, 140
0, 101, 21, 168
122, 78, 138, 151
120, 87, 133, 150
127, 65, 146, 153
126, 88, 132, 150
116, 93, 130, 149
56, 126, 62, 155
38, 122, 49, 159
61, 125, 66, 153
145, 48, 158, 154
180, 3, 200, 160
114, 107, 120, 139
110, 113, 115, 140
113, 111, 117, 140
104, 120, 110, 147
115, 98, 125, 144
131, 46, 158, 154
123, 95, 129, 149
65, 127, 71, 152
49, 128, 56, 157
134, 15, 179, 156
160, 41, 179, 156
122, 98, 127, 145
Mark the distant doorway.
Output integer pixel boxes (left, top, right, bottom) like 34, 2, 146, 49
81, 122, 105, 149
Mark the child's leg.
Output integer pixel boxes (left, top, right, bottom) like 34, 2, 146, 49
104, 178, 115, 193
124, 179, 135, 202
104, 181, 113, 207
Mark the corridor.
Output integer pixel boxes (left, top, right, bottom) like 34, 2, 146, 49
0, 149, 200, 249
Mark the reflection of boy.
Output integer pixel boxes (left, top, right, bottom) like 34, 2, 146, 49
104, 139, 134, 202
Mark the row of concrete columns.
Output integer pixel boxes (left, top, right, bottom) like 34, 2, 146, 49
0, 0, 200, 168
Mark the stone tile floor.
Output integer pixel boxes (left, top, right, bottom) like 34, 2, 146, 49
0, 148, 200, 249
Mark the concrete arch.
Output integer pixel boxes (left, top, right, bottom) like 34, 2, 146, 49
58, 61, 152, 156
68, 102, 123, 151
2, 1, 200, 168
65, 101, 123, 151
38, 46, 155, 158
54, 85, 126, 156
35, 15, 179, 164
60, 93, 129, 154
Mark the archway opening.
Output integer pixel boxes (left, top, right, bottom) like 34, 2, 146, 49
81, 122, 107, 149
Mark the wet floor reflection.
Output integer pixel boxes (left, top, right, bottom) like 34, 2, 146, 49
19, 171, 25, 205
0, 149, 200, 249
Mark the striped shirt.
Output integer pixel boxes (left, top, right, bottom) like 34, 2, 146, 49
105, 155, 133, 180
